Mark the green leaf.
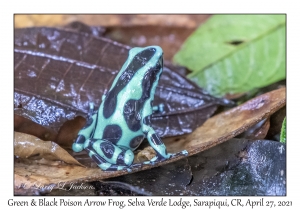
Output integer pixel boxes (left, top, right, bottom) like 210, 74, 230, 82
173, 15, 286, 97
280, 117, 286, 144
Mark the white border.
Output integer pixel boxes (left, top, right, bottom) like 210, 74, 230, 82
2, 0, 298, 208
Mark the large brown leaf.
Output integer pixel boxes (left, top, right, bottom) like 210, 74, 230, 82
14, 26, 231, 145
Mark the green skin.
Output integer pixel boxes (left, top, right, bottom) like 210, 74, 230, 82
72, 46, 187, 171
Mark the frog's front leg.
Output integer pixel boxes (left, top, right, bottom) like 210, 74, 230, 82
84, 138, 135, 171
72, 103, 97, 152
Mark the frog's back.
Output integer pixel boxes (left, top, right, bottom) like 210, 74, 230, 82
92, 46, 163, 150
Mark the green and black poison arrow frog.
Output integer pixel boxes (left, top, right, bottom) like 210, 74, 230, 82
72, 46, 187, 171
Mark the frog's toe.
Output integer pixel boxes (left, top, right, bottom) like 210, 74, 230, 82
147, 153, 172, 163
144, 160, 156, 165
169, 150, 189, 158
127, 163, 143, 170
99, 164, 131, 171
72, 142, 84, 152
180, 150, 188, 156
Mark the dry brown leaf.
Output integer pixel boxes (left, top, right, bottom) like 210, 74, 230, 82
14, 14, 210, 28
14, 114, 57, 142
239, 118, 271, 140
14, 132, 83, 166
14, 88, 285, 193
181, 87, 286, 154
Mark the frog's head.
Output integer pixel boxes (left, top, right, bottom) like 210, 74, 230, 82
107, 45, 164, 92
127, 45, 163, 76
127, 46, 164, 97
132, 46, 163, 104
103, 46, 164, 119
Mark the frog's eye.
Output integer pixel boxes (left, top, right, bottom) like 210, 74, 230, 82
154, 57, 163, 72
156, 60, 162, 69
160, 55, 163, 67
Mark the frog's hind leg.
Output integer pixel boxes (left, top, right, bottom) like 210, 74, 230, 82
84, 139, 135, 171
86, 147, 126, 171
